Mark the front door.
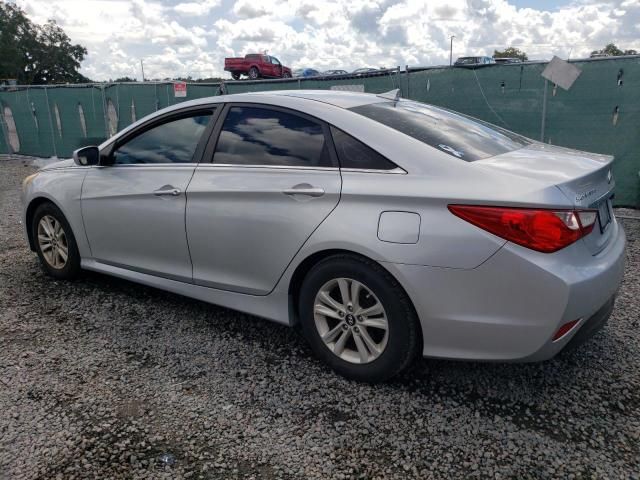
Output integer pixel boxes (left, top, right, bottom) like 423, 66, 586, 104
186, 104, 341, 295
81, 110, 215, 282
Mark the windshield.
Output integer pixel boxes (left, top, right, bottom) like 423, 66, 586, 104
456, 57, 478, 64
349, 100, 531, 162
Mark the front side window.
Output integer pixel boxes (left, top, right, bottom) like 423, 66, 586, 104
213, 106, 332, 167
349, 100, 530, 162
113, 112, 212, 165
271, 56, 281, 65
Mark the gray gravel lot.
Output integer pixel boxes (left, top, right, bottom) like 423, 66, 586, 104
1, 156, 639, 479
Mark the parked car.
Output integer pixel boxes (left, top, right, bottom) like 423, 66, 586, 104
323, 69, 349, 76
23, 90, 625, 382
292, 68, 320, 78
454, 56, 496, 67
494, 57, 523, 64
224, 54, 292, 80
353, 67, 379, 75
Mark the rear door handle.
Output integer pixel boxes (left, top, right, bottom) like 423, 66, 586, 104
282, 184, 325, 198
153, 187, 181, 196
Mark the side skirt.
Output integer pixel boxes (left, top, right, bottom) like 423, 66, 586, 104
81, 259, 291, 326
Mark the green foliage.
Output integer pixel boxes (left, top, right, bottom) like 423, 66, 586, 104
0, 2, 88, 84
493, 47, 528, 61
591, 43, 638, 57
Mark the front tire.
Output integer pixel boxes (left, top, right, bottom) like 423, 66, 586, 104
248, 67, 260, 80
32, 202, 81, 280
299, 254, 420, 382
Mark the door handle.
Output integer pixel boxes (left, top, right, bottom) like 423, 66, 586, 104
153, 187, 181, 196
282, 184, 325, 198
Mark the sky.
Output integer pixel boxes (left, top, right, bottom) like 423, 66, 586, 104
11, 0, 640, 81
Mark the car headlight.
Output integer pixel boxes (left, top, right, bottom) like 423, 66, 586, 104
22, 172, 39, 190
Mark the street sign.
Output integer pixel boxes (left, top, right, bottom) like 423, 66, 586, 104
541, 56, 582, 91
174, 82, 187, 98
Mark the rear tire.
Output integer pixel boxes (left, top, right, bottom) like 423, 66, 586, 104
231, 72, 240, 81
299, 254, 420, 382
32, 202, 81, 280
248, 67, 259, 80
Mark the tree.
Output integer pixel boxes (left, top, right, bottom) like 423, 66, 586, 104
114, 76, 137, 82
591, 43, 638, 57
0, 3, 88, 84
493, 47, 528, 61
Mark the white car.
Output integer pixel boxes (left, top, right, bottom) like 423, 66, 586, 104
22, 90, 625, 381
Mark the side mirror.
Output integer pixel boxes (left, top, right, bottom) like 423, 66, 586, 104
73, 146, 100, 166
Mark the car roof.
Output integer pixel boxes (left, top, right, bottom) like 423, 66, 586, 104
169, 90, 389, 110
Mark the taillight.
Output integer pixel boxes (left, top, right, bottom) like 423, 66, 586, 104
448, 205, 597, 253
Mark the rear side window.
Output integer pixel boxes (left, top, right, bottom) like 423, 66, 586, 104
349, 100, 530, 162
330, 127, 397, 171
113, 112, 212, 165
213, 106, 332, 167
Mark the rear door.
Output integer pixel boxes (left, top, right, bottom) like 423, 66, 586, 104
261, 55, 274, 77
186, 103, 342, 295
82, 108, 216, 281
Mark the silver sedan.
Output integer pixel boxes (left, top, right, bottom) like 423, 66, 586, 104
21, 90, 626, 382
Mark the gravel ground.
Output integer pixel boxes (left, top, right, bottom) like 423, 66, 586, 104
1, 156, 639, 479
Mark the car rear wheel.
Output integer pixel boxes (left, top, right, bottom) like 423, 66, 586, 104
248, 67, 259, 80
231, 72, 240, 80
32, 202, 81, 280
299, 254, 420, 382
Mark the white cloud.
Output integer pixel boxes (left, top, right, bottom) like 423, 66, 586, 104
13, 0, 640, 81
173, 0, 221, 16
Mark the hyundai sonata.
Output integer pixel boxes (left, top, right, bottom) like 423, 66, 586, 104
22, 90, 625, 382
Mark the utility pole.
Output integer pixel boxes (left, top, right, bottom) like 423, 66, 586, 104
449, 36, 455, 66
140, 59, 146, 82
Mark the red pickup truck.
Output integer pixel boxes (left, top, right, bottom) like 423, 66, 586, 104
224, 54, 292, 80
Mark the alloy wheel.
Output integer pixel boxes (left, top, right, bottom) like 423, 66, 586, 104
313, 277, 389, 364
37, 215, 69, 269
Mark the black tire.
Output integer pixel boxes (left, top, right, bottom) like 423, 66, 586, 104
32, 202, 81, 280
248, 67, 260, 80
283, 72, 292, 78
299, 254, 420, 383
231, 72, 240, 81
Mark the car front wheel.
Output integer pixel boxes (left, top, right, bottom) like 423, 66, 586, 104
299, 254, 420, 382
248, 67, 259, 80
32, 202, 81, 280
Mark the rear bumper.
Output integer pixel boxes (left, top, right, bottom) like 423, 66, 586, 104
383, 220, 626, 362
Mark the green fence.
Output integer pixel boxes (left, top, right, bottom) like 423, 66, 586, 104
1, 58, 639, 206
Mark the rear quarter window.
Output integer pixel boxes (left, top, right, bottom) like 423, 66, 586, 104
349, 101, 530, 162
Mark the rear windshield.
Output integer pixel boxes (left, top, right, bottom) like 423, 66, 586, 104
349, 100, 530, 161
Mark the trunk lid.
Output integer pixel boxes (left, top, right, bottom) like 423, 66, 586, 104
477, 143, 616, 255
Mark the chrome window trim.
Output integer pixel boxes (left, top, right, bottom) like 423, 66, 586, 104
196, 163, 339, 172
194, 164, 406, 174
341, 167, 407, 175
95, 163, 200, 169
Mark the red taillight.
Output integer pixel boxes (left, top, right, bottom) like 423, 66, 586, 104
552, 319, 581, 341
448, 205, 597, 253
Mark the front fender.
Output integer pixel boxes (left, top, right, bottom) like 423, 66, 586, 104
23, 168, 91, 258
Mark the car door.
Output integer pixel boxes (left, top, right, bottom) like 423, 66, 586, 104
261, 55, 274, 77
270, 56, 283, 77
81, 107, 217, 282
186, 103, 342, 295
